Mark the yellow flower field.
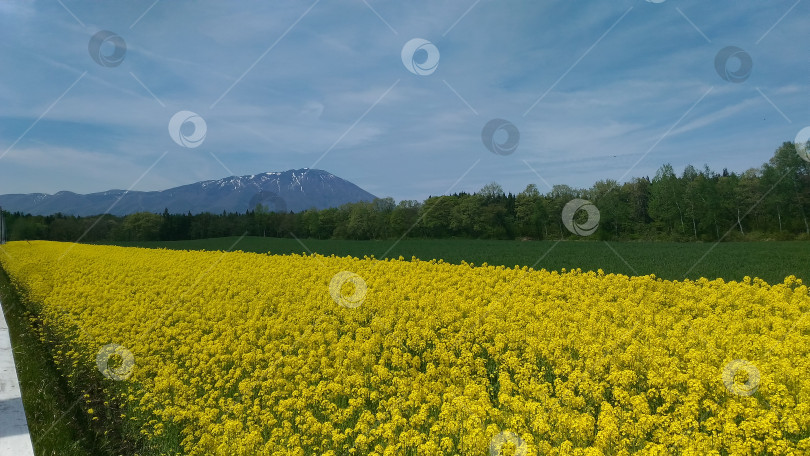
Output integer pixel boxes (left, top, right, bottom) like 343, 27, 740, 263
0, 241, 808, 455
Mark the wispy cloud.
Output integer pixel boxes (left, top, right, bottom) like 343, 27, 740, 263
0, 0, 806, 201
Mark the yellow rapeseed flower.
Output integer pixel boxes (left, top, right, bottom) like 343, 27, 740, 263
0, 240, 807, 455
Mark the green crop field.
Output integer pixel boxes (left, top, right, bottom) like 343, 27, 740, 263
102, 237, 810, 286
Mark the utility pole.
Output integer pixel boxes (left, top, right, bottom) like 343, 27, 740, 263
0, 205, 5, 244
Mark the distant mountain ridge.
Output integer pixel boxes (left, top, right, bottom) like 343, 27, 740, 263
0, 169, 377, 216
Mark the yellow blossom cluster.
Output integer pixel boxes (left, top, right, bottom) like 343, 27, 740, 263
1, 240, 808, 455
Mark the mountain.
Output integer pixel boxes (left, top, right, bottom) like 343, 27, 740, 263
0, 169, 378, 216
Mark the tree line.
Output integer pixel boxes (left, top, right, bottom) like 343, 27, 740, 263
4, 141, 809, 243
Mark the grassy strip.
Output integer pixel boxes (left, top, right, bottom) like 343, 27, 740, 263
104, 237, 810, 285
0, 266, 100, 456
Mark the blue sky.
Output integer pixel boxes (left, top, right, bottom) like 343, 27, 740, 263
0, 0, 807, 202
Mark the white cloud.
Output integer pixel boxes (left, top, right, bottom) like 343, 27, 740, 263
0, 0, 807, 202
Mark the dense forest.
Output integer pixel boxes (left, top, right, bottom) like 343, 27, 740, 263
4, 142, 810, 243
